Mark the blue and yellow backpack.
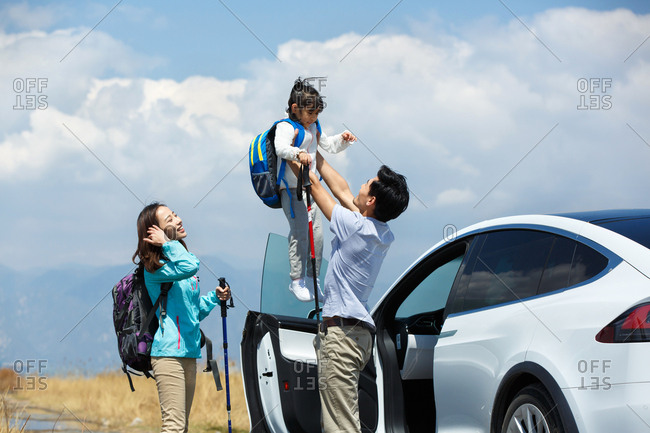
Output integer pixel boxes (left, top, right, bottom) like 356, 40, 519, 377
249, 118, 321, 210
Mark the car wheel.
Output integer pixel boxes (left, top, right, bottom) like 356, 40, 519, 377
501, 384, 564, 433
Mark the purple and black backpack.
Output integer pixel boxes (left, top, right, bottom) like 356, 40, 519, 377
112, 264, 171, 391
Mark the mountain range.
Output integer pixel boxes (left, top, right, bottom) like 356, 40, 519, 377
0, 256, 261, 376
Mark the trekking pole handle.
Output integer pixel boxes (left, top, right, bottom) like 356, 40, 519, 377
301, 164, 312, 188
218, 277, 234, 315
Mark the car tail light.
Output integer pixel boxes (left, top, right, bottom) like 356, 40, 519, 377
596, 303, 650, 343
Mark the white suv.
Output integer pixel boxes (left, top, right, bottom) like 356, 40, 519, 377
241, 210, 650, 433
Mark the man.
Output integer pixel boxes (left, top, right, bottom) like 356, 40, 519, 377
293, 151, 409, 432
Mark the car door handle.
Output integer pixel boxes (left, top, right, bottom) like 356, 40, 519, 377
438, 330, 457, 338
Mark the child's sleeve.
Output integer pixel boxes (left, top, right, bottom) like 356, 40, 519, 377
318, 130, 353, 154
275, 122, 303, 161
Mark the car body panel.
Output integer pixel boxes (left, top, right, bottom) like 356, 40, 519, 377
434, 300, 536, 432
242, 212, 650, 433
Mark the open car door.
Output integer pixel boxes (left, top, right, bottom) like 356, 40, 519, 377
241, 233, 380, 433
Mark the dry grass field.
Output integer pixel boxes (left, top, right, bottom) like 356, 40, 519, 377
0, 393, 26, 433
2, 367, 250, 433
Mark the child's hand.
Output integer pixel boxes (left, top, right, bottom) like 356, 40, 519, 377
342, 131, 357, 142
298, 151, 312, 166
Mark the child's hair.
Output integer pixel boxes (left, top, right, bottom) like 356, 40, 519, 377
287, 77, 325, 121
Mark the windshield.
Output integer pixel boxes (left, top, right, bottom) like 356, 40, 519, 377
260, 233, 327, 318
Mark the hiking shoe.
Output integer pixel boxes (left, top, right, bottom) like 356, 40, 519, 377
289, 278, 313, 302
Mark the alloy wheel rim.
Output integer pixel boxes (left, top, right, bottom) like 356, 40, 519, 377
505, 402, 551, 433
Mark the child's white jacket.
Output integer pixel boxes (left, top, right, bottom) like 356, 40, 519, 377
274, 120, 352, 189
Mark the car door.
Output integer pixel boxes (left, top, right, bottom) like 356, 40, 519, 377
241, 233, 379, 433
370, 240, 469, 432
433, 229, 561, 433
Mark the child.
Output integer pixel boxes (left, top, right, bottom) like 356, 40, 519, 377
274, 78, 356, 302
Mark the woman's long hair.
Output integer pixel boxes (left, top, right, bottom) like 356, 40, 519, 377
132, 202, 187, 273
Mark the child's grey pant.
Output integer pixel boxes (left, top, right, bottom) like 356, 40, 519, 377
281, 188, 323, 280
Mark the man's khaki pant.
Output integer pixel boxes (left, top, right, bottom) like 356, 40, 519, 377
315, 325, 373, 433
151, 357, 197, 433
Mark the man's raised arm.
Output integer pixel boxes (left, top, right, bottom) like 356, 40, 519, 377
285, 159, 338, 221
314, 152, 356, 211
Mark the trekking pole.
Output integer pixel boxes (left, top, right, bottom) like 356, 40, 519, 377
300, 165, 321, 323
218, 277, 234, 433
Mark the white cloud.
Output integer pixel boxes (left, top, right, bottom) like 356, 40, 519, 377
435, 188, 476, 207
1, 6, 650, 275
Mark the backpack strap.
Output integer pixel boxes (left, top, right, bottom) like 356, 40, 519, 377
275, 118, 305, 186
276, 118, 307, 219
122, 363, 154, 392
123, 363, 136, 392
201, 332, 223, 391
140, 281, 173, 335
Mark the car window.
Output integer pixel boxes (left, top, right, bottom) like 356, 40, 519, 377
454, 230, 612, 313
569, 242, 608, 286
260, 233, 328, 318
538, 236, 575, 294
595, 217, 650, 250
396, 255, 464, 319
461, 230, 555, 312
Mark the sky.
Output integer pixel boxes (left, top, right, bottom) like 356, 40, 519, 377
2, 0, 650, 368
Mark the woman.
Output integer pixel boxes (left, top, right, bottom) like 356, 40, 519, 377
133, 202, 230, 433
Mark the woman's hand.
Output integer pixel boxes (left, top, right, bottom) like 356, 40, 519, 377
143, 225, 170, 247
216, 284, 231, 301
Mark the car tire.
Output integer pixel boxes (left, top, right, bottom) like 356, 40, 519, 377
501, 384, 565, 433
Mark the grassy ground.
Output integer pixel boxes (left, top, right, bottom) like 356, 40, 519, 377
0, 393, 26, 433
2, 367, 250, 433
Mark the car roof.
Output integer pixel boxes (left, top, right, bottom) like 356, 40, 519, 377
554, 209, 650, 223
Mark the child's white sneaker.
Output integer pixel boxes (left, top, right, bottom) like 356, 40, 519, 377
306, 277, 324, 300
289, 278, 313, 302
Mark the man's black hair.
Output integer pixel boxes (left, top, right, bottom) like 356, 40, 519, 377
369, 165, 409, 222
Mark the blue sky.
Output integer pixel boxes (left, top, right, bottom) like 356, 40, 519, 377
2, 1, 650, 366
4, 0, 650, 81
